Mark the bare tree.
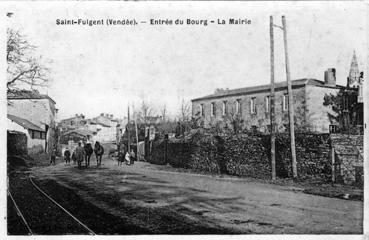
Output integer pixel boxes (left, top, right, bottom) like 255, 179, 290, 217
179, 99, 191, 122
140, 100, 154, 124
7, 29, 51, 93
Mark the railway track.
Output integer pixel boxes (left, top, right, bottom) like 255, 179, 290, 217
8, 176, 96, 235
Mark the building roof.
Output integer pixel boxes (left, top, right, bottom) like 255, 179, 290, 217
7, 90, 56, 104
7, 114, 45, 132
192, 78, 345, 102
92, 118, 111, 127
62, 129, 95, 137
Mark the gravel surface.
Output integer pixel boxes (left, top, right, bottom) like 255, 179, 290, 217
33, 158, 363, 234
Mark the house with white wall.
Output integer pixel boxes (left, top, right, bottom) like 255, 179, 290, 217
7, 90, 57, 153
7, 114, 46, 153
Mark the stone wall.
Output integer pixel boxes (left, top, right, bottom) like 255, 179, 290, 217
151, 131, 334, 181
330, 134, 363, 185
7, 131, 28, 155
267, 133, 332, 180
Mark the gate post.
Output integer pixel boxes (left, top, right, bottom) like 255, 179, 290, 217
331, 146, 335, 184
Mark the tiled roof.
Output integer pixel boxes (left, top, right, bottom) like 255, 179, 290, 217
192, 79, 345, 102
7, 114, 45, 132
62, 129, 95, 137
7, 90, 56, 104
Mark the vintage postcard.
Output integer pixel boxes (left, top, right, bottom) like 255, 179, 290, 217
1, 1, 367, 239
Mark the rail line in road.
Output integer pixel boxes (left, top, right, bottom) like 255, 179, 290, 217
8, 175, 96, 235
8, 189, 33, 235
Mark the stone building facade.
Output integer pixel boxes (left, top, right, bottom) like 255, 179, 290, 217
7, 90, 58, 153
59, 114, 87, 132
192, 73, 344, 133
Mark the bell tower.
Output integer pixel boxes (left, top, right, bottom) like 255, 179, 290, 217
347, 51, 360, 88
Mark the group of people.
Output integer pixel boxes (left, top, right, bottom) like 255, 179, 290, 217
60, 140, 104, 168
62, 141, 85, 166
117, 148, 136, 166
51, 141, 137, 167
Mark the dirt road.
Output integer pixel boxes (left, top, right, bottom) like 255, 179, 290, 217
32, 158, 363, 234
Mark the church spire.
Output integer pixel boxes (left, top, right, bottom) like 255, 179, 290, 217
348, 51, 360, 87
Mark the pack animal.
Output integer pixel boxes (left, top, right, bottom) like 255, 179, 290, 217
94, 141, 104, 166
84, 143, 93, 167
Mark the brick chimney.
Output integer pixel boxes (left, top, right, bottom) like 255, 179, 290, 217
324, 68, 336, 86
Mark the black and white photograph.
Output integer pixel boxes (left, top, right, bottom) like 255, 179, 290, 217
2, 1, 367, 237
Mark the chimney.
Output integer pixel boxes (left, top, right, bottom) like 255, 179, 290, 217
75, 114, 78, 117
110, 114, 113, 118
100, 113, 104, 116
324, 68, 336, 86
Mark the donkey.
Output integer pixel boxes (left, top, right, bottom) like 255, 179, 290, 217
94, 141, 104, 166
84, 143, 94, 167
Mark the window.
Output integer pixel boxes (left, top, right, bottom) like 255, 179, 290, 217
31, 131, 35, 139
250, 97, 256, 114
222, 101, 227, 116
265, 96, 270, 113
200, 104, 204, 116
211, 102, 215, 116
236, 99, 241, 114
266, 125, 271, 133
41, 132, 46, 139
283, 94, 288, 111
329, 125, 338, 133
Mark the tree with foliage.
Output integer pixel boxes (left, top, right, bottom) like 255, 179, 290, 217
222, 102, 243, 134
323, 88, 363, 133
7, 29, 51, 93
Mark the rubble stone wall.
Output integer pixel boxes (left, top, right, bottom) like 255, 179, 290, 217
7, 131, 28, 156
330, 134, 363, 185
151, 132, 335, 181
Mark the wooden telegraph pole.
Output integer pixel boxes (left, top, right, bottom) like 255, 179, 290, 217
127, 105, 131, 153
134, 105, 139, 159
270, 16, 276, 180
282, 16, 297, 179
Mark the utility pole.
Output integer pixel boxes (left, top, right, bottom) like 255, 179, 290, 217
270, 16, 276, 181
282, 15, 297, 179
134, 105, 139, 159
127, 105, 131, 153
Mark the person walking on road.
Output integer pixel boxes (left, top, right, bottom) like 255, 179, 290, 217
130, 149, 136, 165
125, 151, 131, 165
75, 142, 85, 168
64, 147, 71, 165
50, 148, 57, 165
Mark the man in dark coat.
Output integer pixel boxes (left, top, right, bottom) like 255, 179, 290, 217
64, 147, 71, 165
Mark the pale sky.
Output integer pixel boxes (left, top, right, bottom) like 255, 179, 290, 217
5, 1, 368, 121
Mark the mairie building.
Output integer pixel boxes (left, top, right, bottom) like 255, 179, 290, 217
191, 53, 363, 134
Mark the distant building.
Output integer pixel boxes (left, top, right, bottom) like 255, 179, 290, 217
59, 114, 87, 132
145, 116, 163, 125
7, 90, 57, 153
192, 69, 345, 133
59, 113, 119, 144
91, 113, 119, 143
60, 129, 95, 145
